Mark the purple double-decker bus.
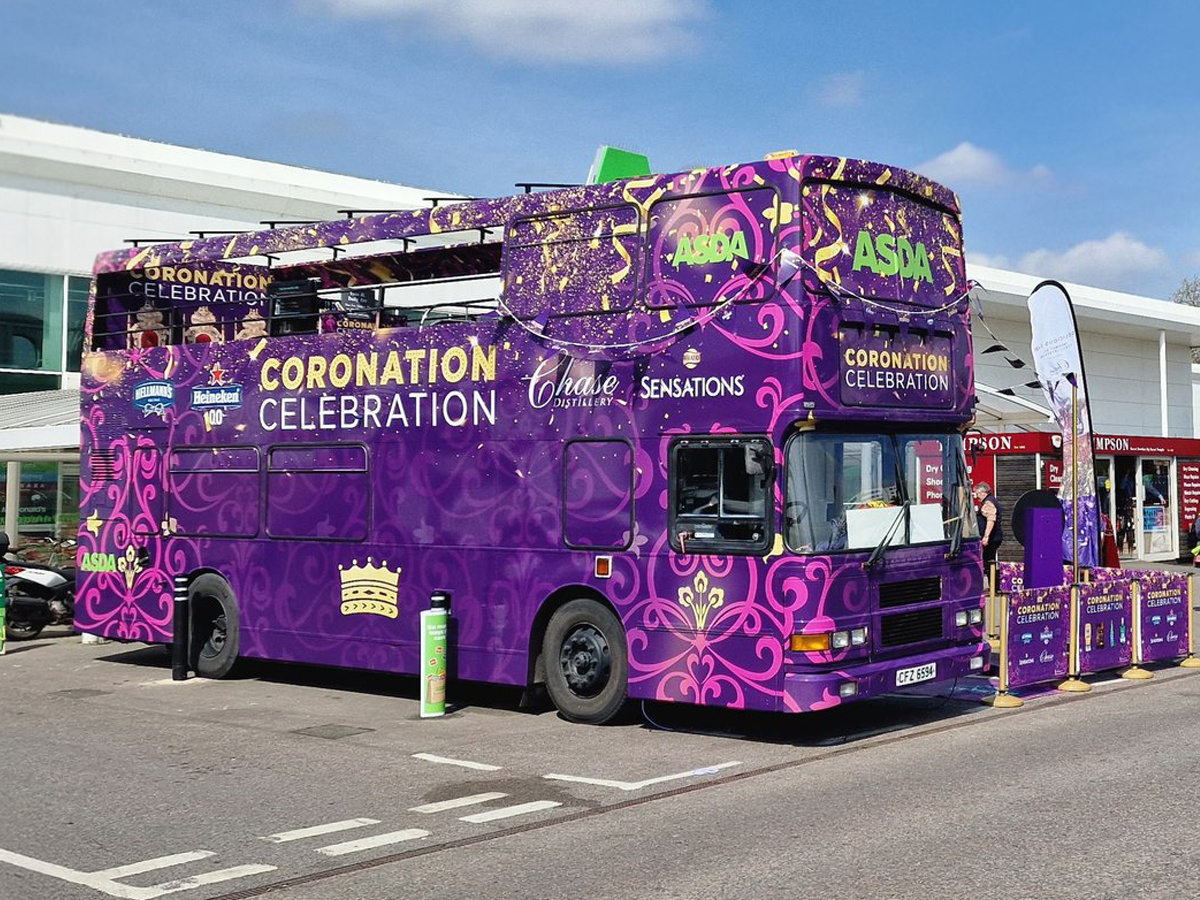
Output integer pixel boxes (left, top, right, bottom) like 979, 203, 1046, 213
76, 152, 988, 723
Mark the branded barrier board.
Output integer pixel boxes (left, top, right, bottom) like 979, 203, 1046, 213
1006, 585, 1070, 689
1138, 572, 1190, 663
1076, 581, 1132, 674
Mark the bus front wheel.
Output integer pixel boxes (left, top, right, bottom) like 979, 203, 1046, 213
188, 574, 240, 679
543, 599, 628, 725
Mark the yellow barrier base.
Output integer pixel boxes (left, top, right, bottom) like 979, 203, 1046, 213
1179, 656, 1200, 668
1120, 665, 1154, 680
983, 692, 1024, 708
987, 636, 1001, 654
1057, 677, 1092, 692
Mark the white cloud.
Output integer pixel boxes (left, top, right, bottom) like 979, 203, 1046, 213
1183, 247, 1200, 270
815, 71, 865, 108
916, 142, 1051, 188
308, 0, 706, 64
965, 251, 1010, 270
975, 232, 1169, 291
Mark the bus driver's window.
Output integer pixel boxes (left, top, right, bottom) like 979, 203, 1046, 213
671, 437, 773, 554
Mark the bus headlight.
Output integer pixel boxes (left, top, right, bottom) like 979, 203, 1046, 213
831, 630, 851, 650
968, 608, 983, 625
838, 681, 859, 698
955, 611, 969, 627
850, 627, 868, 645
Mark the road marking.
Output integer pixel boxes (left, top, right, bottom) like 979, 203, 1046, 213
459, 800, 562, 824
316, 829, 429, 857
94, 851, 216, 879
411, 752, 501, 771
410, 792, 508, 814
149, 865, 277, 894
543, 761, 741, 791
262, 818, 381, 843
0, 846, 272, 899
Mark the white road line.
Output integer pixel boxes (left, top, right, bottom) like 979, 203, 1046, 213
262, 818, 381, 843
149, 864, 277, 895
543, 761, 742, 791
94, 851, 216, 879
316, 829, 429, 857
410, 792, 508, 814
0, 847, 151, 900
411, 752, 501, 771
459, 800, 562, 824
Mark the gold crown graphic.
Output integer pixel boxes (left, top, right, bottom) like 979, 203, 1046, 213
339, 557, 400, 619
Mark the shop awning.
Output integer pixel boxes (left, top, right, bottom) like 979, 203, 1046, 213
974, 382, 1054, 431
0, 389, 81, 455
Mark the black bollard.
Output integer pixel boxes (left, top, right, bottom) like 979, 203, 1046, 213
172, 575, 189, 681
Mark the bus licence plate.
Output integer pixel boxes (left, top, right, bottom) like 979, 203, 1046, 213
895, 662, 937, 687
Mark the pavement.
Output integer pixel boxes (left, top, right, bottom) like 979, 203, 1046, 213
1, 627, 1198, 900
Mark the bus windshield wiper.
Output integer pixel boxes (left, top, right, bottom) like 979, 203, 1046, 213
864, 503, 908, 571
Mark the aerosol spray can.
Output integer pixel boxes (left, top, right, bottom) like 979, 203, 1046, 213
420, 591, 450, 718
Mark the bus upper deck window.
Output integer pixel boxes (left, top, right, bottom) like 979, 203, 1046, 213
670, 437, 773, 554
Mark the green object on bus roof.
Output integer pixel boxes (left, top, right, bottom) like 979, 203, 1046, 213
587, 145, 651, 184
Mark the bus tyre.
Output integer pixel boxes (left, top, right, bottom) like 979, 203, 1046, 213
543, 599, 628, 725
189, 574, 239, 679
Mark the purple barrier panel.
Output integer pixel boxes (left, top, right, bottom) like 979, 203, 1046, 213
1138, 572, 1190, 663
1076, 580, 1133, 674
1006, 585, 1071, 689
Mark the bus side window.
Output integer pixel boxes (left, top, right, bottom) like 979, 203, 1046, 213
266, 445, 369, 541
562, 440, 634, 551
669, 437, 773, 554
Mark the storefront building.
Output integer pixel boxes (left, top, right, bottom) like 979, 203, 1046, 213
965, 431, 1200, 563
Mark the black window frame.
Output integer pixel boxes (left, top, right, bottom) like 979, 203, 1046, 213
668, 434, 774, 555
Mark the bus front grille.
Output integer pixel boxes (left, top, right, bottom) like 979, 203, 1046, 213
879, 576, 941, 608
880, 607, 943, 647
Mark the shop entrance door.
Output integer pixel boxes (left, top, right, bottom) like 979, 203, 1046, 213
1138, 456, 1176, 560
1094, 456, 1115, 563
1114, 456, 1138, 558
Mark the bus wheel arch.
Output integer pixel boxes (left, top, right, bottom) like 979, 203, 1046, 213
532, 587, 628, 725
186, 571, 240, 679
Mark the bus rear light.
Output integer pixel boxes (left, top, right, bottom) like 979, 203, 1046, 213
850, 627, 868, 645
594, 556, 612, 579
789, 633, 830, 652
838, 681, 859, 698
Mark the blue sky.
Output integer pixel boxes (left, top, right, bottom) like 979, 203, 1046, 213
3, 0, 1199, 297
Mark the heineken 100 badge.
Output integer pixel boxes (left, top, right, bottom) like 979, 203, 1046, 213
420, 597, 449, 717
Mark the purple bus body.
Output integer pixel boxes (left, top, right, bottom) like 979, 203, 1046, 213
76, 154, 988, 713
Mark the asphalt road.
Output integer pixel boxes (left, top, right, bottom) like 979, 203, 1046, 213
1, 629, 1198, 900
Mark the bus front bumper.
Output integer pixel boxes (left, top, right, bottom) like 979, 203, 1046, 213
783, 641, 991, 712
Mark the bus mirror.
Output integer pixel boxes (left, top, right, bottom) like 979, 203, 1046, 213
745, 445, 771, 477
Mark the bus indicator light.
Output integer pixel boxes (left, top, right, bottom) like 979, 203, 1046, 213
790, 633, 831, 653
595, 557, 612, 579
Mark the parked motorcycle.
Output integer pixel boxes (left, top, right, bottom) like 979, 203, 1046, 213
0, 532, 76, 640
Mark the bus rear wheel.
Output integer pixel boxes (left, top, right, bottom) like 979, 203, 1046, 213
188, 574, 240, 679
543, 599, 628, 725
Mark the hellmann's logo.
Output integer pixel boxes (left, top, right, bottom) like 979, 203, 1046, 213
851, 230, 933, 284
672, 230, 749, 267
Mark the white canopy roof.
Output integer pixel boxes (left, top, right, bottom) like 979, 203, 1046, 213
0, 389, 81, 456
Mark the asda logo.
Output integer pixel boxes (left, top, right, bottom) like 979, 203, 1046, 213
851, 229, 933, 284
671, 230, 749, 267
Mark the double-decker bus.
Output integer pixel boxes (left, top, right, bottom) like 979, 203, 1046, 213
76, 152, 987, 723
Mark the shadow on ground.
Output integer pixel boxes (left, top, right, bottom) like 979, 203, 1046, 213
94, 641, 999, 747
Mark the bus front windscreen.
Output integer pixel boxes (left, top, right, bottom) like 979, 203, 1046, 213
786, 431, 976, 553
